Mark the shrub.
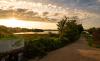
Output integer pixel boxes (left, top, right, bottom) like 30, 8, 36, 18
86, 28, 100, 47
87, 34, 94, 47
92, 28, 100, 47
24, 37, 62, 59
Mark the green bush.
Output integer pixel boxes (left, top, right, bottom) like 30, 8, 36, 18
87, 34, 94, 47
96, 45, 100, 48
24, 37, 62, 59
87, 28, 100, 47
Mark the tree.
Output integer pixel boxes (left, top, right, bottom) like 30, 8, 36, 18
57, 16, 83, 42
57, 17, 68, 39
87, 27, 96, 34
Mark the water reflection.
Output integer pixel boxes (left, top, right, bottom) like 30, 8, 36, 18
0, 39, 24, 53
14, 31, 58, 35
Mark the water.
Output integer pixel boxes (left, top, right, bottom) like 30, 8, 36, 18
14, 31, 58, 35
0, 39, 24, 53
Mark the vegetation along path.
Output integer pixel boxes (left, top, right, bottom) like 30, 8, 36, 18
30, 36, 100, 61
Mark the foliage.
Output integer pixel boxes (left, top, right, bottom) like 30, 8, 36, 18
0, 25, 14, 39
32, 29, 44, 32
57, 16, 83, 42
0, 25, 36, 40
96, 45, 100, 48
92, 28, 100, 48
0, 25, 33, 33
86, 28, 100, 47
92, 28, 100, 42
86, 34, 94, 47
48, 32, 58, 37
24, 37, 62, 59
87, 27, 96, 34
57, 18, 67, 39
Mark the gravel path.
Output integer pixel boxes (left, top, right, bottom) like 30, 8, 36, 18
30, 36, 100, 61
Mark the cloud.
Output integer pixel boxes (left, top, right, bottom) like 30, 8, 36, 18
37, 0, 100, 15
0, 0, 99, 20
0, 0, 100, 28
0, 0, 99, 14
97, 0, 100, 2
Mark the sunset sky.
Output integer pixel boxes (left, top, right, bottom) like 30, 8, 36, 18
0, 0, 100, 29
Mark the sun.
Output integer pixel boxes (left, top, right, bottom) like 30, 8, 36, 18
0, 18, 43, 28
0, 18, 28, 28
0, 18, 57, 29
7, 18, 18, 22
5, 18, 23, 27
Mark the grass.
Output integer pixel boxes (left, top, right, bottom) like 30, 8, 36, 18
87, 35, 94, 47
0, 34, 24, 45
96, 45, 100, 48
0, 35, 16, 40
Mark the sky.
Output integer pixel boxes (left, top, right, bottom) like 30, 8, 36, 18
0, 18, 57, 29
0, 0, 100, 29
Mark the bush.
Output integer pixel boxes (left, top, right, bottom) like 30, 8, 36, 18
87, 34, 94, 47
24, 37, 62, 59
87, 28, 100, 47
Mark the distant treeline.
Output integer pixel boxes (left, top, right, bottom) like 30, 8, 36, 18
0, 25, 45, 37
0, 25, 32, 33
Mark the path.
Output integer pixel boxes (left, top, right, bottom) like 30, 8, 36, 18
30, 36, 100, 61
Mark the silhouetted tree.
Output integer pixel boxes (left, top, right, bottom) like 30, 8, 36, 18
57, 16, 83, 42
57, 17, 68, 39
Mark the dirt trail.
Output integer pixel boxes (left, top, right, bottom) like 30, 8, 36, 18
31, 36, 100, 61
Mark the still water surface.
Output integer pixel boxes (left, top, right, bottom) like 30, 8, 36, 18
14, 31, 58, 34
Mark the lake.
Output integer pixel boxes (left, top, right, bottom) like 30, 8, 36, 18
13, 31, 58, 35
0, 39, 24, 53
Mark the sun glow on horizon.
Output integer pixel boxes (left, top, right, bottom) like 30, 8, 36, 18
0, 18, 57, 29
0, 18, 28, 27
